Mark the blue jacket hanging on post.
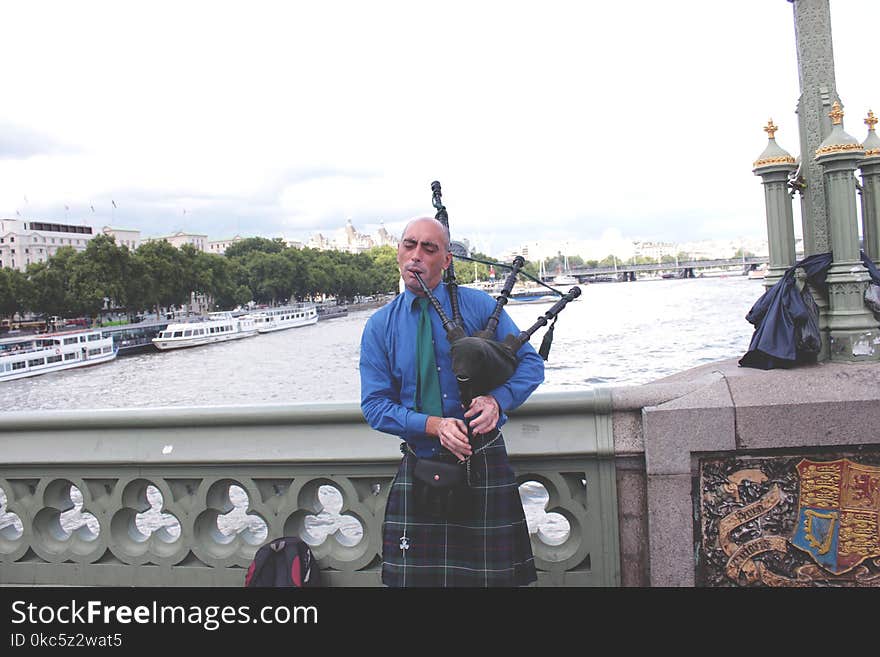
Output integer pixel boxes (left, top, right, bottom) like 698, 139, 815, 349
739, 253, 830, 370
739, 251, 880, 370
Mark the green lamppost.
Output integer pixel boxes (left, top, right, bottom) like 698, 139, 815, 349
815, 101, 880, 361
860, 110, 880, 266
753, 119, 798, 289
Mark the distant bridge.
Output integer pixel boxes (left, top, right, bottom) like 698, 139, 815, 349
545, 256, 770, 282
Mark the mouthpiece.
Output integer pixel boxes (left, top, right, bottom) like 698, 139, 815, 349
567, 286, 581, 299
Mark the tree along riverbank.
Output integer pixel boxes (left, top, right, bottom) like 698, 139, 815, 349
0, 235, 516, 330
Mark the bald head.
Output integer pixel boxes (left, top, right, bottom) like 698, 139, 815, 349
401, 217, 451, 250
397, 216, 453, 295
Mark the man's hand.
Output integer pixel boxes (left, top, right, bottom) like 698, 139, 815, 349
463, 395, 500, 436
426, 416, 472, 461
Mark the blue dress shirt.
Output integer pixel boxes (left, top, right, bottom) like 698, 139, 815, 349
359, 282, 545, 457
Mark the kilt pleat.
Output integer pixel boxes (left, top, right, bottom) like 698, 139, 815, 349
381, 432, 537, 587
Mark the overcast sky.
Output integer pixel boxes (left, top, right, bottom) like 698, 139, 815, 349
1, 0, 878, 256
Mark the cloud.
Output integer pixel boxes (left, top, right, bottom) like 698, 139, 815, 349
0, 121, 77, 160
277, 170, 426, 232
0, 1, 877, 258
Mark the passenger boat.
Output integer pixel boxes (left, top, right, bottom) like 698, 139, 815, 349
747, 264, 768, 280
101, 320, 169, 356
507, 292, 559, 304
0, 329, 117, 382
461, 280, 498, 293
552, 273, 579, 286
151, 312, 257, 351
316, 303, 348, 321
464, 281, 559, 305
247, 303, 318, 333
506, 284, 559, 305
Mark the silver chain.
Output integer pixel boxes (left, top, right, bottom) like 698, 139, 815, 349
463, 431, 501, 485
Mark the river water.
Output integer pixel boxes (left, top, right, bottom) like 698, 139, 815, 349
1, 275, 763, 410
0, 275, 766, 546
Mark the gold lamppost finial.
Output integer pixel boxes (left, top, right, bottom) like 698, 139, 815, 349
764, 119, 778, 139
866, 110, 878, 131
829, 101, 844, 125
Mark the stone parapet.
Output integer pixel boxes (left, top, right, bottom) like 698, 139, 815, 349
0, 392, 621, 588
4, 359, 878, 587
639, 357, 880, 586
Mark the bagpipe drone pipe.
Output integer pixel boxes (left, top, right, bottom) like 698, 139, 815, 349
413, 181, 581, 408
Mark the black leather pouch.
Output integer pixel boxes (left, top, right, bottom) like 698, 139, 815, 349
412, 458, 471, 520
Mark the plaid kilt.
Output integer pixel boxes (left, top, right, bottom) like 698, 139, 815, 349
381, 431, 537, 587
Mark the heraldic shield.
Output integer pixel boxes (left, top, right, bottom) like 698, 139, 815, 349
791, 459, 880, 575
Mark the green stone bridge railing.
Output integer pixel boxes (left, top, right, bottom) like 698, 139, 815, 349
0, 390, 620, 587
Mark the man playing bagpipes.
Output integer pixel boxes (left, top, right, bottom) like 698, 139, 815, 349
359, 182, 580, 587
359, 215, 543, 587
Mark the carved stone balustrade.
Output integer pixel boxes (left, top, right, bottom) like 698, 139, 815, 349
0, 391, 623, 587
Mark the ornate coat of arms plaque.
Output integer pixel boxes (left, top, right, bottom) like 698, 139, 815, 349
698, 453, 880, 587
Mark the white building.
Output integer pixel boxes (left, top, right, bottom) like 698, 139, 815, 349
512, 239, 598, 264
207, 235, 245, 255
102, 226, 141, 251
375, 222, 398, 248
337, 219, 375, 254
307, 220, 398, 254
0, 218, 96, 271
515, 240, 558, 263
676, 238, 769, 260
146, 231, 208, 252
307, 232, 332, 251
632, 240, 677, 261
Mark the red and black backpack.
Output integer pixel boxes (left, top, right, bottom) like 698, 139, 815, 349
244, 536, 321, 587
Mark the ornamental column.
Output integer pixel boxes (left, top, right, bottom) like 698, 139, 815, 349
814, 102, 880, 361
860, 110, 880, 265
788, 0, 839, 257
752, 120, 797, 289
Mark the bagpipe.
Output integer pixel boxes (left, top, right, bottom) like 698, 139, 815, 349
412, 181, 581, 407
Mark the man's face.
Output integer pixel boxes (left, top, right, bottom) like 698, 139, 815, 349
397, 218, 452, 295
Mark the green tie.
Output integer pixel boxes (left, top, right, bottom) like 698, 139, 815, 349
416, 298, 443, 417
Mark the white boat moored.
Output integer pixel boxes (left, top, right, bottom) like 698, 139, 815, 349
247, 303, 318, 333
747, 264, 768, 280
0, 328, 117, 382
151, 312, 258, 351
552, 273, 579, 286
505, 283, 559, 304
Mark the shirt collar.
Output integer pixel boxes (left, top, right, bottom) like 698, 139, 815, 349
404, 281, 447, 310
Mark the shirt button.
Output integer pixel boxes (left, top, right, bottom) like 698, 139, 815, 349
443, 394, 447, 398
437, 366, 441, 371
